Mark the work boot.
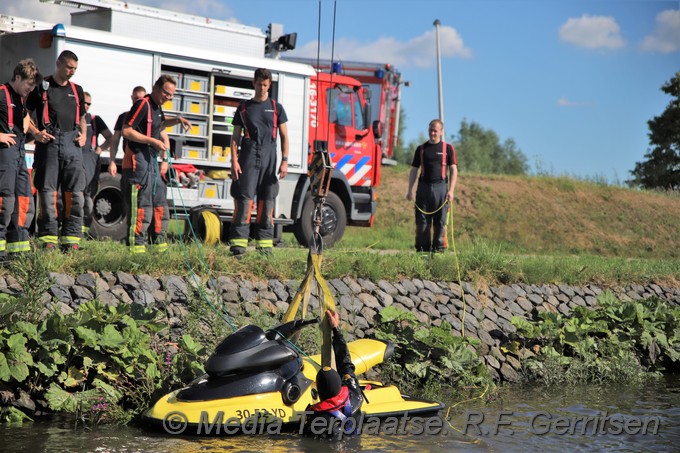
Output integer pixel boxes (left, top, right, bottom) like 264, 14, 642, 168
230, 246, 246, 259
257, 247, 273, 257
43, 243, 58, 251
61, 244, 80, 253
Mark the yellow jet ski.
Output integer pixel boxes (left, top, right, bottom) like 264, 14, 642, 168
143, 318, 443, 434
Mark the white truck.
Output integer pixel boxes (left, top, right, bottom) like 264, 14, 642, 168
0, 0, 383, 247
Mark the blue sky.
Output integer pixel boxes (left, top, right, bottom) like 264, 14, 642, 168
7, 0, 680, 181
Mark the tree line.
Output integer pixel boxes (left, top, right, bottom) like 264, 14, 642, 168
392, 70, 679, 189
392, 113, 529, 176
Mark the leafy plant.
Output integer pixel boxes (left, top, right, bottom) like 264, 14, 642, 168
374, 306, 491, 396
512, 291, 680, 384
0, 297, 208, 426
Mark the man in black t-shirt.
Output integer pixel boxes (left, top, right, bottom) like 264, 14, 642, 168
229, 68, 289, 257
121, 75, 175, 254
406, 119, 458, 254
109, 86, 146, 176
25, 50, 87, 252
82, 92, 112, 236
0, 59, 40, 263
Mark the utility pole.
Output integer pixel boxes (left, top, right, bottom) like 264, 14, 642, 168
433, 19, 444, 134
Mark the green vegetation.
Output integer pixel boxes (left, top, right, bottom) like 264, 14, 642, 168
374, 306, 492, 401
629, 71, 680, 190
0, 289, 205, 426
2, 168, 678, 287
511, 291, 680, 386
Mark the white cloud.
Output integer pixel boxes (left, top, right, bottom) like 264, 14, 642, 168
559, 15, 625, 49
640, 9, 680, 53
557, 97, 592, 107
290, 25, 472, 68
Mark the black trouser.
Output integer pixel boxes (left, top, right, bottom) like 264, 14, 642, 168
414, 181, 449, 252
229, 139, 278, 251
123, 145, 168, 253
82, 147, 101, 232
33, 129, 85, 247
0, 135, 34, 257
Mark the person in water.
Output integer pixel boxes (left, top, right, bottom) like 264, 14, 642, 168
303, 309, 364, 438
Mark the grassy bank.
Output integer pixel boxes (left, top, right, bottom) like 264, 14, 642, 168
1, 166, 677, 286
1, 167, 678, 286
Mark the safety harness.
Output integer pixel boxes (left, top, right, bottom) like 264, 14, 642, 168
126, 96, 153, 136
238, 98, 278, 141
40, 78, 80, 130
0, 84, 21, 131
418, 140, 448, 181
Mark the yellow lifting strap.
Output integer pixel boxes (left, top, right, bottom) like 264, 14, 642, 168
282, 142, 336, 368
282, 251, 336, 367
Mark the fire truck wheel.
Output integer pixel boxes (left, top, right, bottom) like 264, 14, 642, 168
89, 173, 128, 242
294, 191, 346, 248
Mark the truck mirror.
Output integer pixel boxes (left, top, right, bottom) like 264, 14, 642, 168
372, 120, 382, 139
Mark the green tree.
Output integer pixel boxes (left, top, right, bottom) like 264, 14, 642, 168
451, 119, 528, 175
628, 71, 680, 190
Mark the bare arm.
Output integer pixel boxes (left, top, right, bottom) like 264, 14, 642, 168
77, 115, 87, 147
278, 122, 289, 179
406, 166, 418, 201
447, 164, 458, 201
107, 130, 121, 175
164, 115, 192, 132
97, 128, 113, 153
122, 124, 165, 151
230, 125, 242, 180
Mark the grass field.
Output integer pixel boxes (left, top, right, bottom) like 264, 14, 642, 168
3, 166, 679, 287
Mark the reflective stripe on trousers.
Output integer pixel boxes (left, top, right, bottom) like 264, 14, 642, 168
0, 135, 35, 253
33, 129, 85, 244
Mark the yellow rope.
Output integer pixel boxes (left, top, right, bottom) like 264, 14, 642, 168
414, 200, 448, 216
442, 382, 491, 435
201, 210, 221, 245
448, 201, 467, 338
414, 198, 467, 337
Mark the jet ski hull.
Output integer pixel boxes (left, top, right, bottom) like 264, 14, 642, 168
143, 335, 443, 434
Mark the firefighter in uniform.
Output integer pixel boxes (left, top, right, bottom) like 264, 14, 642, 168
26, 50, 87, 251
0, 59, 40, 264
82, 92, 112, 236
121, 75, 174, 254
302, 310, 363, 439
229, 68, 289, 256
406, 119, 458, 254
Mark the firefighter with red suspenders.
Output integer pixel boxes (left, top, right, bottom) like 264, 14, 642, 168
26, 50, 88, 251
82, 92, 112, 237
229, 68, 289, 257
121, 75, 174, 254
0, 59, 40, 264
406, 119, 458, 255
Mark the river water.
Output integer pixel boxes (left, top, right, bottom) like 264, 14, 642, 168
2, 375, 679, 452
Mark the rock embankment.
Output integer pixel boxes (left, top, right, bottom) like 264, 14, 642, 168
3, 272, 678, 383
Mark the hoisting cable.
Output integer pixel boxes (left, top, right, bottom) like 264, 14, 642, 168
165, 151, 239, 332
282, 0, 338, 369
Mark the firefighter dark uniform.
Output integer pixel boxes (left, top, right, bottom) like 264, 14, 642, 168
122, 95, 168, 254
0, 83, 34, 261
25, 76, 86, 249
82, 113, 109, 235
302, 325, 363, 439
411, 140, 457, 253
229, 98, 287, 253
